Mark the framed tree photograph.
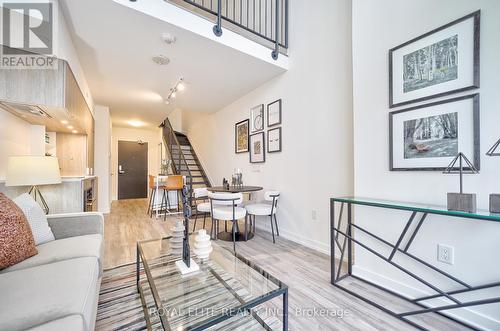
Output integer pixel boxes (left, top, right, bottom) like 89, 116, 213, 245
249, 132, 265, 163
268, 127, 282, 153
267, 99, 282, 127
389, 11, 480, 108
235, 119, 249, 153
250, 104, 264, 132
390, 94, 480, 171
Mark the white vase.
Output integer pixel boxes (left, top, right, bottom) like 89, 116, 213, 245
170, 220, 184, 255
193, 229, 212, 260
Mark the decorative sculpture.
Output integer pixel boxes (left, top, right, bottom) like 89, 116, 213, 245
170, 220, 184, 256
443, 152, 479, 213
175, 184, 199, 275
193, 229, 212, 260
486, 138, 500, 213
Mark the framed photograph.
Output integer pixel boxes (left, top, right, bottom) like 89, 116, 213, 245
390, 94, 480, 171
268, 127, 282, 153
235, 119, 249, 153
250, 104, 264, 132
389, 11, 480, 108
249, 132, 265, 163
267, 99, 282, 127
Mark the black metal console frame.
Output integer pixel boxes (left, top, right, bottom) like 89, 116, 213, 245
330, 198, 500, 331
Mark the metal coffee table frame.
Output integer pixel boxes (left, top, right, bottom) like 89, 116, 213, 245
331, 197, 500, 331
136, 236, 289, 331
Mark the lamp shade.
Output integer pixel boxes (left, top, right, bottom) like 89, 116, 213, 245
6, 156, 61, 187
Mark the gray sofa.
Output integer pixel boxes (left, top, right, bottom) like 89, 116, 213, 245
0, 212, 104, 331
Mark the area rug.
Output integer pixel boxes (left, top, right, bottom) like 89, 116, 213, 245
96, 259, 282, 331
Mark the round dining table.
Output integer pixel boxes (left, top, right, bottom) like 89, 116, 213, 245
206, 186, 263, 242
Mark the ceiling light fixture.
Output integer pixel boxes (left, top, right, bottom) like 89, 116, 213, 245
61, 120, 68, 124
128, 120, 145, 127
67, 125, 74, 129
164, 77, 185, 105
72, 130, 78, 134
152, 55, 170, 65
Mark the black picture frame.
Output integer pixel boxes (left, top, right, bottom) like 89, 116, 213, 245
250, 104, 264, 133
389, 93, 480, 171
249, 132, 265, 163
389, 10, 480, 108
267, 99, 282, 127
268, 127, 282, 153
235, 119, 249, 154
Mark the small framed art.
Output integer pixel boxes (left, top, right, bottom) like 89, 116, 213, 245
267, 99, 282, 127
235, 119, 249, 153
268, 127, 282, 153
250, 104, 264, 132
250, 132, 265, 163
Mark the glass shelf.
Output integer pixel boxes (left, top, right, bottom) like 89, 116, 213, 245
332, 197, 500, 222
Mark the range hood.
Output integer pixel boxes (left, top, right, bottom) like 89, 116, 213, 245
0, 57, 91, 134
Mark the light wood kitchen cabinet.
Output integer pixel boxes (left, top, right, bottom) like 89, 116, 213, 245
56, 133, 87, 177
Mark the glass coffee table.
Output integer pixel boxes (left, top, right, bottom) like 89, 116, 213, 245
136, 236, 288, 330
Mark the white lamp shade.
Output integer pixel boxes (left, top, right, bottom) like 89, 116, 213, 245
6, 156, 61, 187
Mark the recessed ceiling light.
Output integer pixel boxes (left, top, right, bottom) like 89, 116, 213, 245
128, 120, 145, 127
152, 55, 170, 65
67, 125, 74, 129
61, 120, 68, 124
72, 130, 78, 134
161, 32, 176, 45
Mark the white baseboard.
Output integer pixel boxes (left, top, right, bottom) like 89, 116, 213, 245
352, 265, 500, 330
254, 223, 330, 256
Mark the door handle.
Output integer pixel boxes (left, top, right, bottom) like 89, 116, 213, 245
118, 165, 125, 174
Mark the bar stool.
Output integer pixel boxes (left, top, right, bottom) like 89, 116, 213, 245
245, 191, 280, 243
162, 175, 184, 221
192, 187, 211, 232
147, 175, 167, 217
208, 192, 246, 252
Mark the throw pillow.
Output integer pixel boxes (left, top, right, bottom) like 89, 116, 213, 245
0, 193, 38, 270
14, 193, 55, 245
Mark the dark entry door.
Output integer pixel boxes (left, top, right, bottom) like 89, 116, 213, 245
118, 141, 148, 200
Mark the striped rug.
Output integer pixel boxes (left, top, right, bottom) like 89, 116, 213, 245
96, 259, 281, 330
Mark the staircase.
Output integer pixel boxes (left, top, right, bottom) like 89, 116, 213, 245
162, 119, 211, 190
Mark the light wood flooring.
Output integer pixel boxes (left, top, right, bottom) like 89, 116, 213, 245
104, 199, 472, 331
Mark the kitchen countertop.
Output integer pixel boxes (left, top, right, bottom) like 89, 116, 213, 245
60, 175, 97, 182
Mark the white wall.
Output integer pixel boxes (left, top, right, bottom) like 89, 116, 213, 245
185, 0, 354, 254
352, 0, 500, 328
94, 105, 112, 213
111, 126, 162, 200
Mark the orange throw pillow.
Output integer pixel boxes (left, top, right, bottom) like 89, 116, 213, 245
0, 193, 38, 270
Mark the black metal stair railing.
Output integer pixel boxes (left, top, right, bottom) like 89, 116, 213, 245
177, 0, 288, 60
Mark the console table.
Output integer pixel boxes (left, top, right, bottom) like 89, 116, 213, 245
330, 197, 500, 330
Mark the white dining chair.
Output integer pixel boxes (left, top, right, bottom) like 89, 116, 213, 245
208, 192, 247, 252
245, 191, 280, 243
192, 187, 211, 232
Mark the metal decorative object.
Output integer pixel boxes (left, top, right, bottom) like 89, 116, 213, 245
443, 152, 479, 213
175, 184, 199, 275
486, 138, 500, 157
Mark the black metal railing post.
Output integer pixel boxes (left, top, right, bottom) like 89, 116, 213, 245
213, 0, 223, 36
271, 0, 279, 60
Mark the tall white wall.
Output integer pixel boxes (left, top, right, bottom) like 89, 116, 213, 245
111, 126, 162, 200
186, 0, 354, 254
352, 0, 500, 328
94, 105, 112, 213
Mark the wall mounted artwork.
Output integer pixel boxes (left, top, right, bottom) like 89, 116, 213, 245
390, 94, 480, 171
389, 11, 480, 108
250, 132, 265, 163
267, 99, 282, 127
268, 127, 282, 153
250, 104, 264, 132
235, 119, 249, 153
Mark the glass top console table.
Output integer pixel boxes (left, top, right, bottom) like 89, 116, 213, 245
330, 197, 500, 330
136, 236, 288, 330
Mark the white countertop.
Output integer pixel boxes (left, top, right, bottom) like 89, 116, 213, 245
0, 175, 96, 184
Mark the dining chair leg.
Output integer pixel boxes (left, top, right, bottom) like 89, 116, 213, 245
203, 213, 207, 229
274, 214, 280, 237
193, 210, 198, 232
244, 214, 248, 241
159, 190, 166, 219
149, 189, 156, 218
225, 221, 228, 232
147, 188, 153, 215
270, 215, 276, 244
210, 219, 214, 239
253, 215, 256, 234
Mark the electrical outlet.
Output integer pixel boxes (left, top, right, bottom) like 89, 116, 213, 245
437, 244, 454, 265
312, 210, 317, 220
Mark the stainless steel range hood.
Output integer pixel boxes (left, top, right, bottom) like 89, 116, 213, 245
0, 57, 91, 133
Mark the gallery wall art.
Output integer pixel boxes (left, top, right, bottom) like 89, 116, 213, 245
267, 99, 282, 127
389, 11, 480, 108
389, 94, 480, 171
268, 127, 282, 153
250, 104, 264, 132
235, 119, 249, 153
250, 132, 265, 163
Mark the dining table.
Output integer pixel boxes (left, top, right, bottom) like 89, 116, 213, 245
206, 185, 263, 242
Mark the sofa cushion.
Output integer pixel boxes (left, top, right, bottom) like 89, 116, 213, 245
0, 257, 100, 331
0, 193, 38, 270
0, 234, 103, 275
27, 315, 84, 331
14, 193, 55, 245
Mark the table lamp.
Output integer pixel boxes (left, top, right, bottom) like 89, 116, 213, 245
443, 152, 478, 213
486, 138, 500, 213
6, 156, 62, 214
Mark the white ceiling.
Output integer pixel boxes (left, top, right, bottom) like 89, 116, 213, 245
61, 0, 286, 129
